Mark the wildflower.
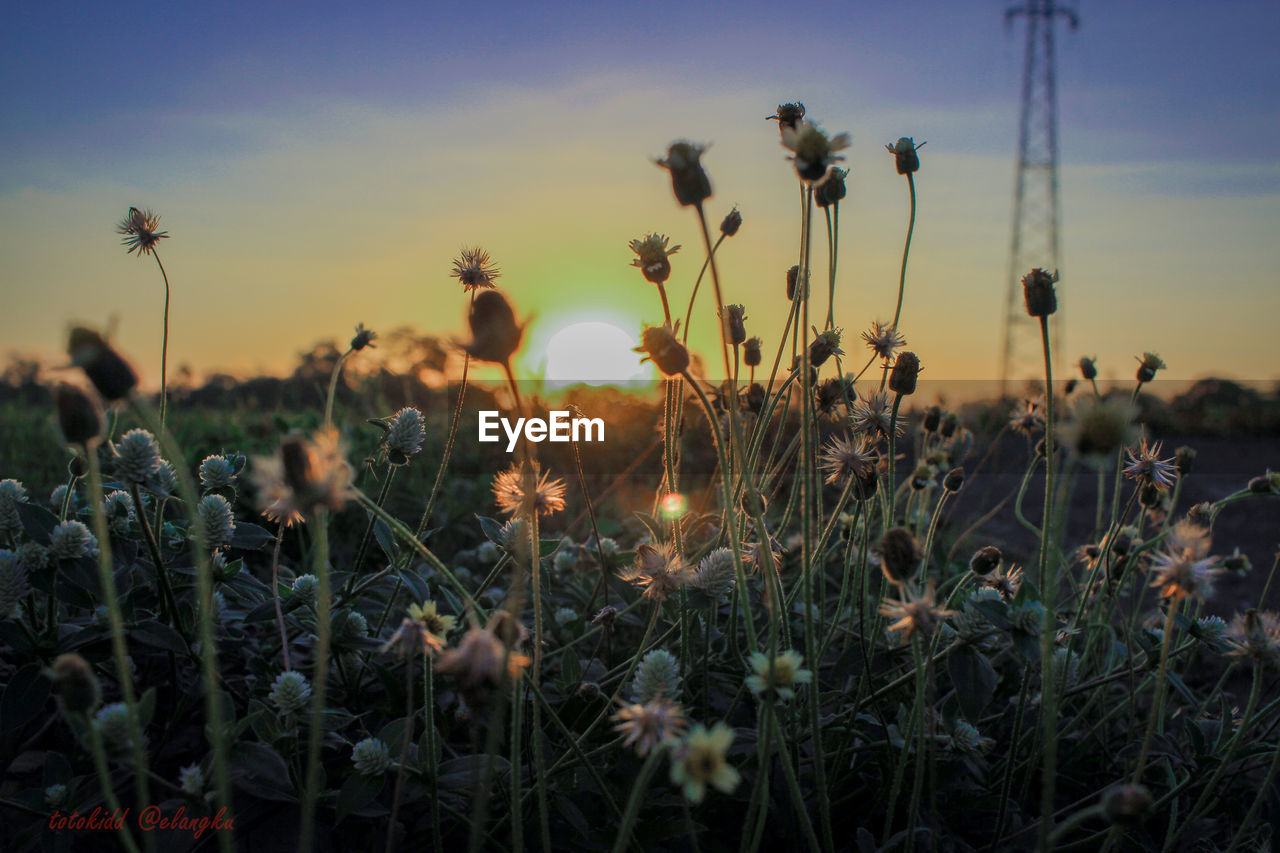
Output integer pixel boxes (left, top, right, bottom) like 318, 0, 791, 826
719, 304, 747, 346
1135, 352, 1165, 384
349, 323, 377, 352
111, 429, 161, 486
1009, 397, 1044, 435
808, 328, 843, 367
1079, 356, 1098, 381
198, 494, 235, 550
458, 290, 524, 366
1193, 614, 1227, 642
1224, 610, 1280, 669
451, 247, 500, 291
492, 461, 567, 517
68, 327, 137, 401
18, 542, 49, 573
781, 120, 851, 183
45, 785, 68, 810
670, 723, 740, 803
291, 574, 318, 606
47, 653, 100, 714
1021, 268, 1059, 318
103, 490, 135, 535
629, 234, 680, 285
632, 648, 683, 702
268, 671, 312, 714
1103, 784, 1153, 827
199, 455, 238, 492
50, 520, 98, 560
336, 609, 369, 642
720, 206, 742, 237
178, 764, 205, 796
94, 702, 135, 752
815, 377, 851, 417
382, 600, 456, 658
655, 141, 712, 207
881, 585, 955, 642
436, 620, 531, 699
744, 536, 784, 575
819, 434, 876, 486
54, 384, 103, 448
877, 527, 921, 585
766, 102, 806, 133
635, 323, 690, 376
117, 207, 168, 256
943, 467, 965, 493
613, 697, 688, 756
376, 406, 426, 464
351, 738, 393, 776
862, 321, 906, 361
1148, 523, 1222, 602
1058, 397, 1138, 462
1123, 438, 1178, 491
745, 650, 812, 701
948, 721, 993, 756
620, 543, 691, 601
815, 167, 848, 207
154, 459, 178, 495
591, 606, 618, 630
742, 337, 762, 368
888, 351, 921, 396
850, 390, 900, 440
984, 564, 1024, 601
691, 548, 736, 598
251, 428, 355, 524
0, 479, 28, 540
886, 137, 923, 174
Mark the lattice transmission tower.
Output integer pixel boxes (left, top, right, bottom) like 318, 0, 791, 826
999, 0, 1078, 398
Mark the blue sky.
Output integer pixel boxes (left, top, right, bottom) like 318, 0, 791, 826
2, 0, 1278, 387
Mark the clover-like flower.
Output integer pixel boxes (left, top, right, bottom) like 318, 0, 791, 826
268, 671, 313, 714
613, 697, 688, 756
745, 650, 812, 701
669, 723, 740, 803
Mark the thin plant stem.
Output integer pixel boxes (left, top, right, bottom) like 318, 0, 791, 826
415, 292, 475, 539
85, 718, 143, 853
611, 749, 663, 853
323, 348, 354, 430
152, 251, 171, 428
270, 523, 291, 670
385, 647, 416, 853
298, 507, 332, 852
891, 173, 916, 332
346, 464, 396, 596
1036, 315, 1059, 853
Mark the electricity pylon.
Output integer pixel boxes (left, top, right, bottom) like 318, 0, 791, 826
999, 0, 1078, 398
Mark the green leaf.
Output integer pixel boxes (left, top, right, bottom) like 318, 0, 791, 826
16, 501, 60, 544
137, 688, 157, 728
632, 511, 664, 543
475, 515, 505, 544
374, 518, 400, 564
230, 741, 295, 802
130, 620, 189, 654
0, 664, 50, 734
230, 522, 274, 551
335, 773, 384, 824
948, 646, 998, 724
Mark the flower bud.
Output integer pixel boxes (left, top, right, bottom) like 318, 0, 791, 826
720, 304, 747, 346
720, 206, 742, 237
635, 325, 690, 377
268, 671, 313, 714
631, 648, 682, 703
1174, 446, 1196, 476
878, 527, 921, 585
198, 494, 235, 550
351, 737, 393, 776
923, 406, 942, 433
944, 467, 965, 492
808, 329, 843, 368
743, 337, 762, 368
68, 327, 137, 401
1079, 356, 1097, 380
745, 382, 766, 413
383, 406, 426, 464
888, 351, 921, 396
55, 384, 103, 448
910, 464, 933, 490
350, 323, 377, 352
656, 141, 712, 207
969, 546, 1001, 576
767, 102, 806, 133
48, 653, 101, 714
1021, 269, 1058, 318
815, 168, 848, 207
940, 412, 959, 439
887, 137, 921, 174
461, 290, 524, 365
1135, 352, 1165, 384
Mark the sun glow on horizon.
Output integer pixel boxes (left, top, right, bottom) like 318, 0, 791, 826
531, 318, 655, 389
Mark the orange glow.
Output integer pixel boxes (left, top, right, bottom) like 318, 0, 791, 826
659, 492, 688, 519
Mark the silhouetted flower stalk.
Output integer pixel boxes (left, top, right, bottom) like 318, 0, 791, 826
117, 207, 172, 427
298, 505, 332, 851
887, 139, 923, 333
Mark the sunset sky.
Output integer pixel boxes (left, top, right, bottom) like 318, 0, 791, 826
3, 1, 1278, 394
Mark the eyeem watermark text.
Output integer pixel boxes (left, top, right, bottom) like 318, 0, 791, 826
478, 410, 604, 452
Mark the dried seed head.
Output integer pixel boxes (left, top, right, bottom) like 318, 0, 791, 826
743, 336, 762, 367
629, 233, 681, 285
1174, 445, 1196, 476
786, 265, 801, 301
720, 206, 742, 237
1079, 356, 1098, 381
691, 548, 736, 598
943, 466, 965, 493
460, 290, 524, 365
54, 384, 103, 448
451, 247, 501, 291
808, 328, 844, 367
861, 321, 906, 361
766, 102, 806, 132
492, 461, 567, 517
879, 584, 955, 641
613, 697, 688, 756
923, 406, 942, 433
635, 324, 690, 376
656, 141, 712, 207
350, 323, 377, 352
888, 351, 921, 396
878, 527, 921, 584
719, 304, 747, 346
117, 207, 168, 256
48, 653, 101, 714
68, 327, 137, 401
1021, 268, 1059, 318
969, 545, 1002, 576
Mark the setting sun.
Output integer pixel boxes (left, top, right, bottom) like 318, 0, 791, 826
534, 319, 655, 388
